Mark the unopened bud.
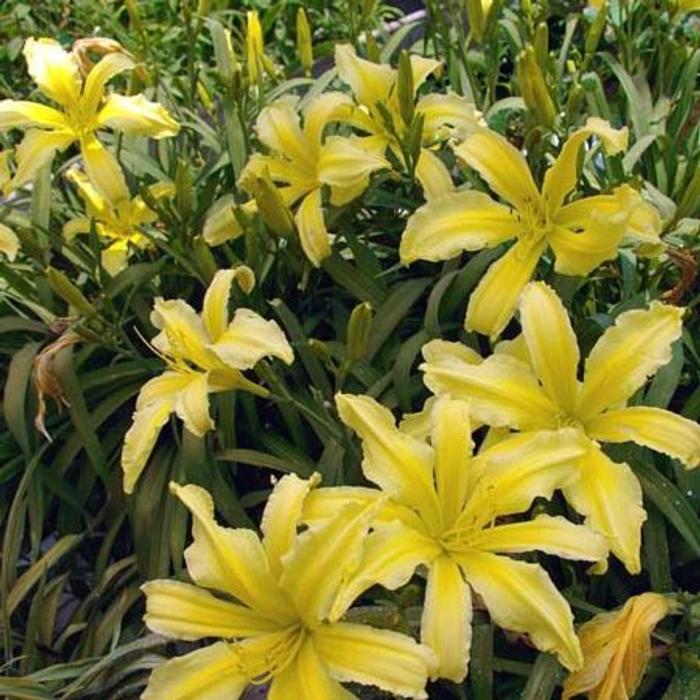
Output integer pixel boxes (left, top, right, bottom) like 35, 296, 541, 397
197, 0, 212, 18
517, 45, 556, 128
124, 0, 143, 34
308, 338, 333, 364
397, 50, 415, 127
678, 166, 700, 220
296, 8, 313, 76
47, 267, 96, 317
252, 174, 295, 238
466, 0, 486, 43
585, 1, 608, 57
366, 33, 381, 63
534, 22, 549, 72
246, 11, 264, 85
175, 158, 193, 219
210, 20, 239, 84
346, 301, 373, 362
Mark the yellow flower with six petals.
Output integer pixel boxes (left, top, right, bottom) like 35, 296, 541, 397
121, 267, 293, 493
63, 168, 175, 275
304, 394, 608, 681
421, 281, 700, 573
141, 474, 436, 699
0, 38, 179, 200
401, 119, 662, 337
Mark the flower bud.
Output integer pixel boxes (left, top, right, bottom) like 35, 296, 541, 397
517, 45, 556, 128
246, 11, 264, 85
466, 0, 486, 43
534, 22, 549, 72
252, 174, 295, 238
210, 20, 239, 84
397, 50, 415, 127
47, 267, 96, 317
296, 8, 313, 76
585, 0, 608, 58
346, 302, 373, 362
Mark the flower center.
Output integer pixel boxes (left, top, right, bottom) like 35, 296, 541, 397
516, 195, 549, 242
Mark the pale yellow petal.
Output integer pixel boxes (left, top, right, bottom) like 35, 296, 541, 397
66, 167, 109, 218
142, 642, 247, 700
294, 188, 332, 267
585, 406, 700, 469
421, 338, 483, 366
80, 134, 130, 203
11, 129, 75, 190
453, 129, 540, 209
256, 99, 314, 170
400, 189, 519, 264
279, 499, 378, 625
466, 239, 546, 339
303, 92, 354, 148
0, 100, 69, 130
519, 282, 580, 412
430, 397, 474, 527
101, 240, 129, 276
421, 555, 472, 682
421, 352, 558, 431
202, 266, 256, 342
543, 117, 629, 214
316, 135, 388, 188
23, 38, 81, 107
96, 93, 180, 138
316, 621, 435, 699
456, 550, 583, 671
63, 216, 91, 240
210, 308, 294, 369
335, 393, 441, 529
416, 92, 481, 143
173, 371, 214, 437
203, 196, 256, 246
171, 482, 295, 622
414, 148, 454, 200
81, 51, 135, 117
262, 473, 321, 578
577, 302, 684, 419
334, 44, 394, 107
142, 579, 279, 640
410, 54, 442, 92
562, 444, 646, 574
0, 223, 20, 261
330, 177, 369, 207
471, 514, 608, 563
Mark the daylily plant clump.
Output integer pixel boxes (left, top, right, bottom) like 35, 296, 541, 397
1, 2, 700, 699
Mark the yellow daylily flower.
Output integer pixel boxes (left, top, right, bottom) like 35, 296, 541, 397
304, 394, 608, 682
121, 267, 293, 493
231, 94, 389, 266
563, 592, 675, 700
63, 167, 175, 275
401, 119, 663, 338
0, 38, 179, 198
421, 281, 700, 573
141, 474, 436, 699
335, 44, 481, 199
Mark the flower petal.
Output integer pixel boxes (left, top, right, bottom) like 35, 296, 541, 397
173, 371, 214, 437
471, 514, 608, 563
302, 92, 355, 149
256, 99, 314, 170
421, 338, 483, 366
66, 167, 109, 217
519, 282, 580, 412
202, 266, 256, 342
23, 38, 81, 107
210, 308, 293, 369
431, 397, 474, 527
335, 393, 441, 529
81, 51, 135, 117
142, 579, 279, 640
561, 444, 646, 573
453, 129, 540, 209
334, 44, 394, 108
414, 148, 454, 200
0, 223, 20, 261
316, 135, 388, 188
410, 54, 442, 92
11, 129, 75, 190
294, 188, 332, 267
466, 239, 546, 339
577, 302, 684, 419
416, 92, 481, 142
0, 100, 69, 130
316, 621, 435, 699
97, 93, 180, 138
101, 240, 130, 276
142, 642, 248, 700
203, 196, 256, 246
400, 190, 519, 264
585, 406, 700, 469
455, 550, 583, 671
262, 473, 321, 578
421, 555, 472, 682
542, 117, 628, 215
171, 482, 295, 622
80, 134, 130, 203
421, 352, 558, 431
279, 499, 378, 625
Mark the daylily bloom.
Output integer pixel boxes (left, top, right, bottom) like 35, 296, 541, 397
0, 38, 179, 200
421, 281, 700, 573
121, 267, 293, 493
401, 118, 662, 337
304, 394, 608, 681
141, 475, 436, 699
335, 44, 481, 200
208, 94, 389, 266
64, 168, 175, 275
563, 592, 675, 700
0, 150, 19, 260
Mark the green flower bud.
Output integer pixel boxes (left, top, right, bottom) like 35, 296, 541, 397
346, 301, 373, 362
